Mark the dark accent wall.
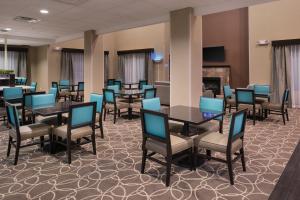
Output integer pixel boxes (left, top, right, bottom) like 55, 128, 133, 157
203, 8, 249, 88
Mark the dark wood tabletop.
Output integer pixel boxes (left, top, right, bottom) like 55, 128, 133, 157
162, 105, 224, 125
118, 90, 144, 96
30, 101, 81, 116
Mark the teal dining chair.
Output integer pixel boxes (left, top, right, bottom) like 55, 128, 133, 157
48, 87, 58, 101
59, 80, 70, 101
52, 102, 97, 164
142, 97, 161, 111
90, 93, 104, 138
235, 88, 261, 125
32, 94, 56, 125
22, 91, 46, 123
139, 80, 148, 90
30, 82, 37, 92
254, 84, 271, 104
114, 80, 122, 90
71, 82, 84, 102
131, 88, 157, 110
6, 102, 52, 165
198, 109, 248, 185
140, 108, 194, 186
223, 85, 236, 113
3, 87, 23, 102
107, 79, 115, 86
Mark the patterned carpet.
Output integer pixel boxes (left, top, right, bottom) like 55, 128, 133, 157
0, 109, 300, 200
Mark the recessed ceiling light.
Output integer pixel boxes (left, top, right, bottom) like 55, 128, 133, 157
4, 28, 12, 31
40, 9, 49, 14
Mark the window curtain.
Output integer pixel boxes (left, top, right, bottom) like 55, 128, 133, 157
117, 52, 153, 84
104, 53, 109, 84
60, 50, 84, 84
0, 50, 27, 76
271, 44, 300, 107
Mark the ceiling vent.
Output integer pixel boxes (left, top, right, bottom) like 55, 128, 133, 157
14, 16, 41, 24
52, 0, 89, 6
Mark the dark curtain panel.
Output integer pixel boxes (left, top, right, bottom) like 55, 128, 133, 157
60, 51, 74, 84
104, 53, 109, 84
0, 50, 27, 76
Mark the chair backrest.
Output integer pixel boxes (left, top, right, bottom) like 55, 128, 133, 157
254, 84, 270, 95
227, 109, 247, 149
144, 88, 156, 99
107, 85, 120, 94
103, 89, 116, 104
235, 89, 255, 105
140, 108, 170, 143
107, 79, 115, 86
223, 85, 233, 99
52, 81, 59, 89
142, 85, 154, 91
19, 77, 27, 85
142, 97, 161, 111
49, 87, 58, 99
3, 87, 23, 101
139, 80, 148, 90
114, 80, 122, 90
69, 102, 96, 129
32, 94, 55, 109
23, 91, 46, 108
78, 82, 84, 91
90, 93, 103, 113
199, 97, 224, 121
6, 102, 20, 128
30, 82, 37, 92
59, 80, 70, 90
282, 89, 290, 108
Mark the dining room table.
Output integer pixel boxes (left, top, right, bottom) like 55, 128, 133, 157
118, 89, 144, 120
161, 105, 225, 167
122, 82, 139, 90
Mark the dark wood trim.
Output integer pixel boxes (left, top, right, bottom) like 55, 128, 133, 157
0, 45, 28, 52
203, 65, 230, 68
272, 39, 300, 47
62, 48, 84, 53
117, 48, 154, 55
104, 51, 109, 55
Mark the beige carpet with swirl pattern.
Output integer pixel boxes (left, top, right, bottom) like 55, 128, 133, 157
0, 109, 299, 200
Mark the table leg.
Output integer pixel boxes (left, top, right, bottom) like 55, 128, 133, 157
181, 122, 190, 136
57, 113, 62, 126
128, 95, 133, 120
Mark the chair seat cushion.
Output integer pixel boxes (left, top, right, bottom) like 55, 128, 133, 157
262, 102, 285, 110
198, 132, 242, 153
238, 103, 261, 110
255, 98, 267, 104
59, 90, 70, 96
9, 123, 51, 140
53, 125, 93, 141
105, 102, 129, 110
145, 134, 193, 156
70, 91, 84, 96
227, 98, 236, 106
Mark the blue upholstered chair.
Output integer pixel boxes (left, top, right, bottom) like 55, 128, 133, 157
131, 88, 157, 110
107, 85, 120, 94
254, 84, 271, 104
32, 94, 57, 125
107, 79, 115, 86
223, 85, 236, 113
3, 87, 23, 101
262, 89, 289, 125
49, 87, 58, 101
142, 97, 161, 111
114, 80, 122, 90
103, 88, 129, 124
30, 82, 37, 92
52, 102, 97, 164
6, 102, 51, 165
198, 109, 248, 185
235, 88, 261, 125
142, 85, 154, 91
140, 108, 194, 186
22, 91, 46, 123
139, 80, 148, 90
90, 93, 104, 138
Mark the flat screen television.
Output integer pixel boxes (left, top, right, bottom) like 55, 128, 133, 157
203, 46, 225, 62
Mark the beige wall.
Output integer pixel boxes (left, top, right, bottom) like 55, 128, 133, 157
103, 23, 170, 81
249, 0, 300, 84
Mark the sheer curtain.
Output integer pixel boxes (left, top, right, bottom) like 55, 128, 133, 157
118, 52, 153, 83
0, 50, 27, 76
60, 49, 84, 84
290, 45, 300, 108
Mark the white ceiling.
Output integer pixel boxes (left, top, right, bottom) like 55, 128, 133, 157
0, 0, 276, 46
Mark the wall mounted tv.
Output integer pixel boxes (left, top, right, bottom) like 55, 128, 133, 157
203, 46, 225, 62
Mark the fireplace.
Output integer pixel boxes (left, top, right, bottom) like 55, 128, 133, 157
203, 77, 221, 96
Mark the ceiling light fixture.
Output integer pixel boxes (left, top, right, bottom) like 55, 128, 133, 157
3, 28, 12, 31
40, 9, 49, 14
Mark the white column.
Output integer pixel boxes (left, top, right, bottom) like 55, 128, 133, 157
170, 8, 202, 107
84, 30, 104, 101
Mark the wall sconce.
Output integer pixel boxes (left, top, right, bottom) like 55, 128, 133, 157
152, 52, 163, 63
256, 40, 270, 46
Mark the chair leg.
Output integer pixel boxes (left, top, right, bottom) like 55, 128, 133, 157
113, 109, 117, 124
40, 136, 44, 148
189, 148, 194, 171
141, 149, 147, 174
240, 148, 246, 172
253, 109, 256, 125
118, 109, 121, 117
100, 119, 104, 139
14, 140, 21, 165
165, 156, 172, 187
48, 133, 53, 154
226, 153, 234, 185
282, 112, 286, 125
67, 138, 72, 164
103, 109, 106, 121
286, 109, 289, 121
206, 150, 211, 160
7, 136, 12, 157
91, 132, 97, 155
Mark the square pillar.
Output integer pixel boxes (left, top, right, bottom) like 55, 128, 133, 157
84, 30, 104, 100
170, 8, 202, 107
